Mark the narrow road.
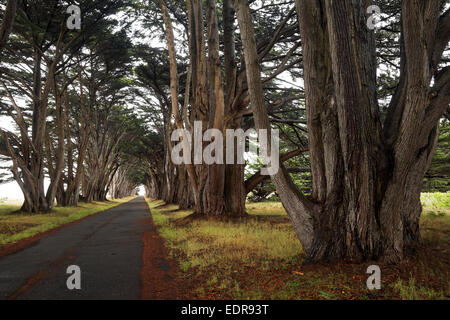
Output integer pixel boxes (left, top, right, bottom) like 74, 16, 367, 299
0, 197, 152, 300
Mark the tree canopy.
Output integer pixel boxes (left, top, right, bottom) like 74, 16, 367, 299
0, 0, 448, 264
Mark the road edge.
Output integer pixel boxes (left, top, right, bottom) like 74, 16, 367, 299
0, 197, 137, 259
140, 198, 189, 300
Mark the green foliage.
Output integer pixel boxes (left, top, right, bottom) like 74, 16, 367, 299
391, 278, 446, 300
421, 192, 450, 214
424, 121, 450, 192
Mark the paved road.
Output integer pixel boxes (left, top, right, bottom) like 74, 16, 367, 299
0, 197, 152, 300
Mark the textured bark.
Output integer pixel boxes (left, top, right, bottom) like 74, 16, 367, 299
223, 0, 237, 113
376, 0, 446, 263
234, 0, 314, 252
224, 114, 246, 217
306, 0, 384, 262
235, 0, 450, 264
204, 0, 226, 216
223, 1, 247, 217
160, 0, 245, 216
159, 0, 201, 211
189, 0, 210, 215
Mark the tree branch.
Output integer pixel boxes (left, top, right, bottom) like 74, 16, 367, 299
245, 147, 309, 194
0, 0, 17, 52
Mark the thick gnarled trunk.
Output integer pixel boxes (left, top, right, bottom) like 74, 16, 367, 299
160, 0, 246, 217
235, 0, 449, 264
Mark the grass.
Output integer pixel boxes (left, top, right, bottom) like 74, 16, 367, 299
146, 192, 450, 300
391, 277, 447, 300
0, 197, 136, 245
421, 192, 450, 216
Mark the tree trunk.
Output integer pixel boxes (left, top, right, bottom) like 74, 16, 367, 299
159, 0, 202, 211
204, 0, 226, 216
234, 0, 314, 253
0, 0, 17, 52
234, 0, 449, 264
223, 0, 247, 217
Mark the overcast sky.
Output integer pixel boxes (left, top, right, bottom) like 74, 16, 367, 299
0, 116, 23, 200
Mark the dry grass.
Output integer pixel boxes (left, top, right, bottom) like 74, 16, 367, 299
146, 192, 450, 300
0, 197, 136, 245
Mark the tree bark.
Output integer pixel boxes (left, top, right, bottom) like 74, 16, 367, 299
235, 0, 450, 264
204, 0, 226, 216
159, 0, 202, 211
234, 0, 314, 253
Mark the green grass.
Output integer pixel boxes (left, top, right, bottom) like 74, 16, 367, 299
421, 192, 450, 215
0, 197, 136, 245
147, 200, 301, 271
0, 205, 22, 216
391, 277, 447, 300
146, 193, 450, 300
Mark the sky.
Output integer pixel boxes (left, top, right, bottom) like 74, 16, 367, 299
0, 116, 24, 200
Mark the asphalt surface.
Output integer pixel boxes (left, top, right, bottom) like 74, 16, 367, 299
0, 197, 152, 300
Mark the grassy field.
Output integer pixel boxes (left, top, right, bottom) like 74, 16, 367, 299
146, 192, 450, 300
0, 197, 136, 245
